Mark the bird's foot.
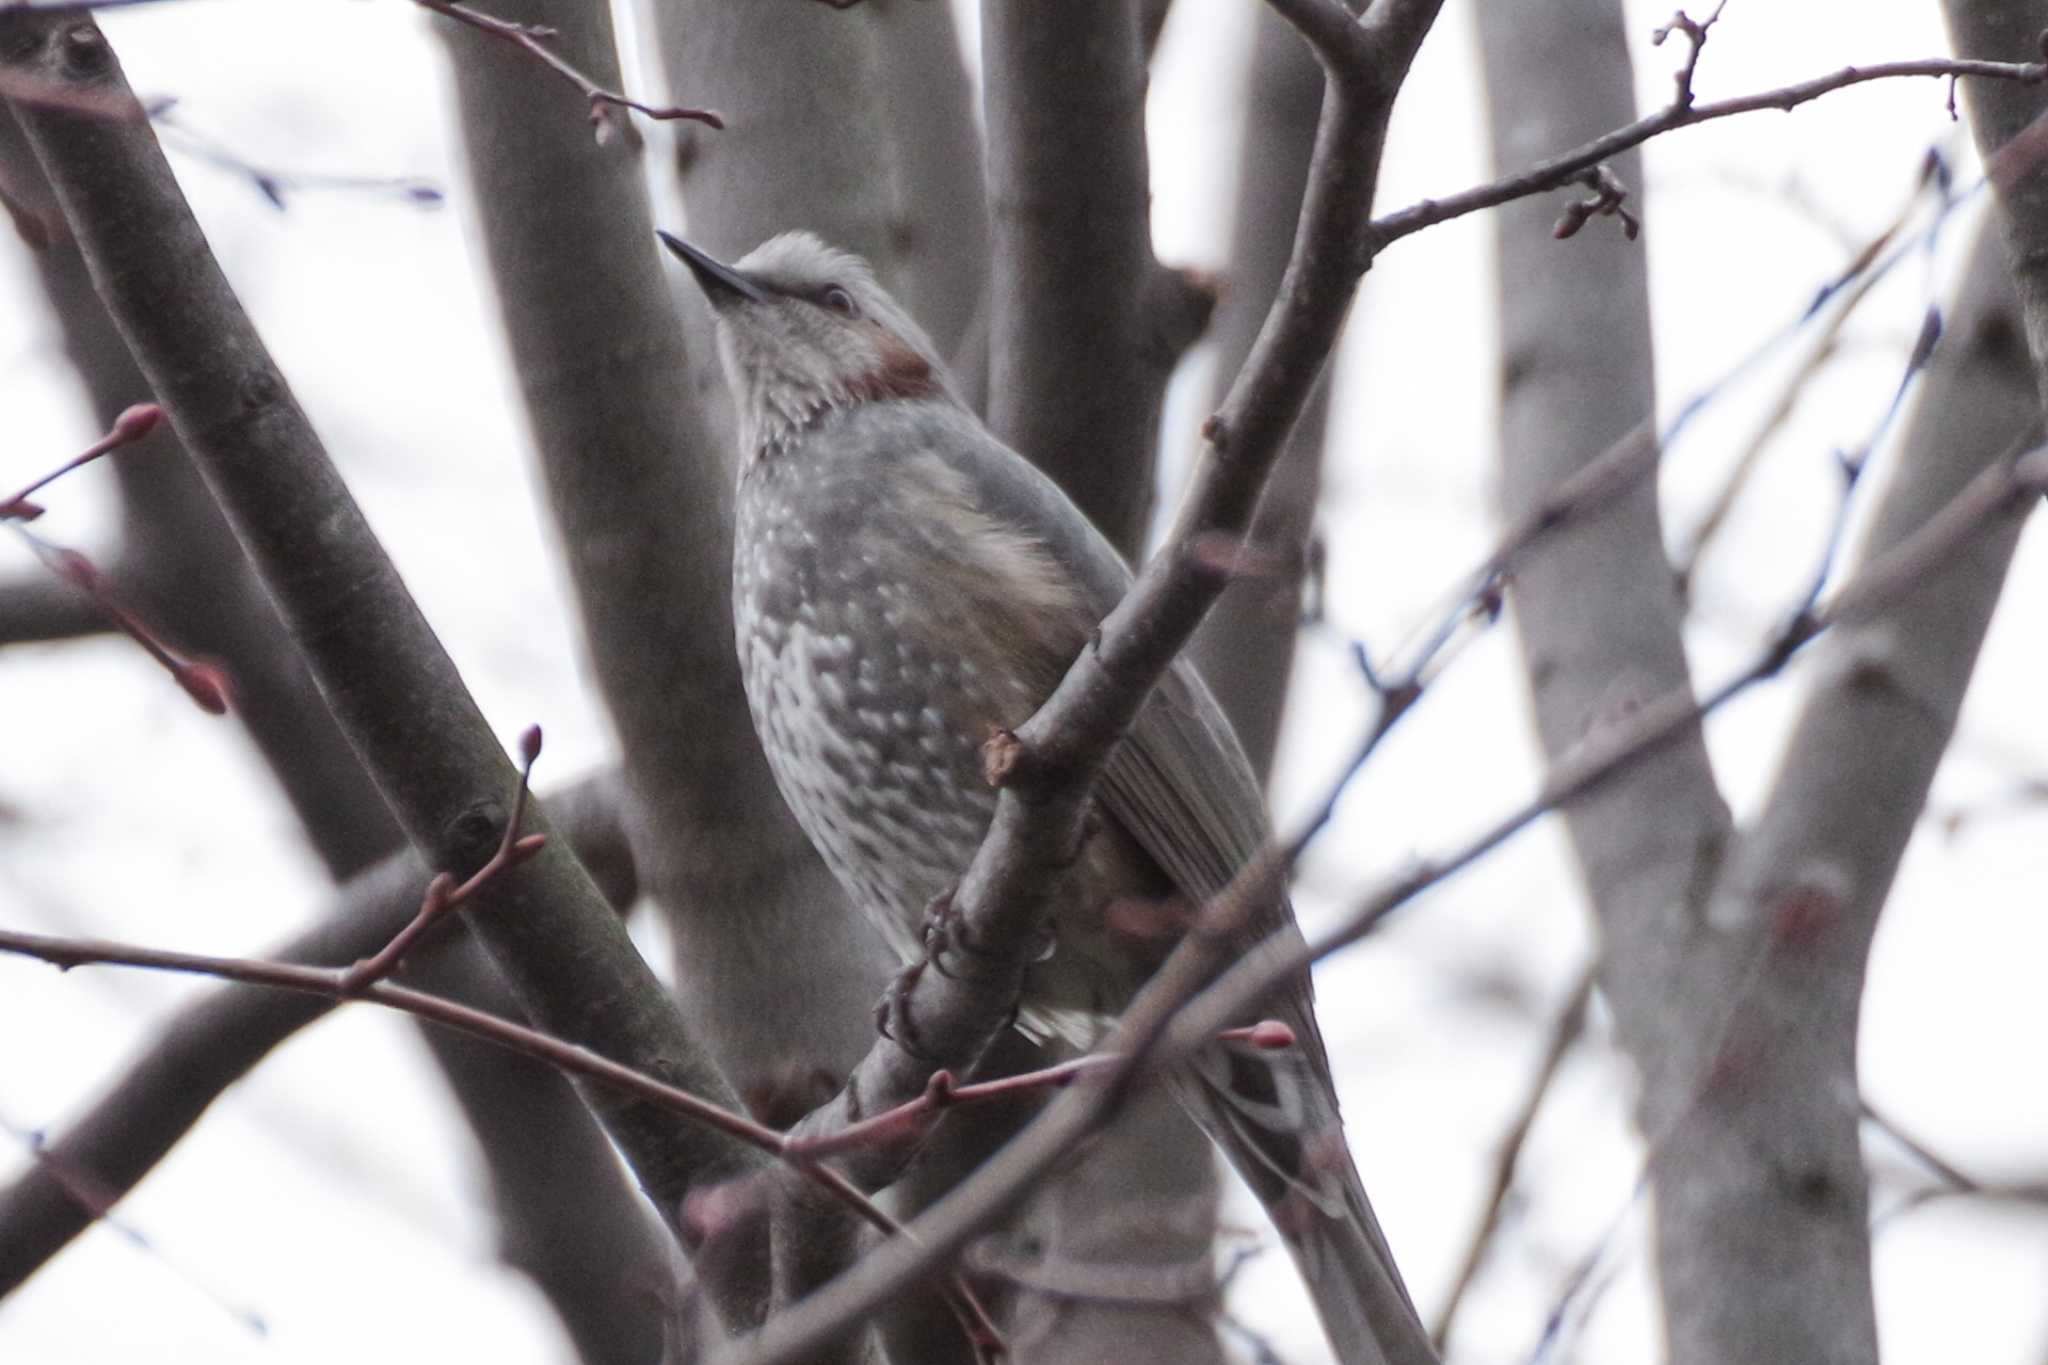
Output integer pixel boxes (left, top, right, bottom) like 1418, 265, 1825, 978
923, 886, 1045, 982
874, 957, 940, 1062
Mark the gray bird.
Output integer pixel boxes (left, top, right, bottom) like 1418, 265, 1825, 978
662, 227, 1437, 1365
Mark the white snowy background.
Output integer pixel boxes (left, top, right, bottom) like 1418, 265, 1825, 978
1, 1, 2043, 1362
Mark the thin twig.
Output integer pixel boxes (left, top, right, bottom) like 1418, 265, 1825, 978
0, 923, 923, 1241
784, 1020, 1294, 1163
338, 725, 547, 993
0, 726, 1002, 1351
1363, 54, 2045, 266
1431, 964, 1596, 1350
148, 100, 442, 209
0, 401, 160, 519
11, 535, 229, 713
1861, 1098, 1981, 1193
416, 0, 723, 133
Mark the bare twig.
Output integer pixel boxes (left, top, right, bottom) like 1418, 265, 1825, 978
147, 99, 442, 209
337, 725, 547, 993
785, 1020, 1294, 1164
11, 535, 229, 712
1650, 1, 1728, 109
0, 923, 914, 1236
1861, 1098, 1981, 1193
1432, 965, 1596, 1350
0, 401, 160, 520
0, 903, 1014, 1357
417, 0, 723, 134
1364, 53, 2045, 265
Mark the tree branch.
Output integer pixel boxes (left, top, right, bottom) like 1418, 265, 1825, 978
718, 403, 2048, 1365
0, 9, 771, 1327
1647, 215, 2038, 1365
1366, 49, 2048, 267
982, 0, 1166, 555
0, 570, 105, 644
720, 4, 1448, 1358
1189, 0, 1335, 777
434, 0, 888, 1122
1947, 0, 2048, 402
419, 0, 720, 133
1432, 964, 1595, 1350
0, 776, 638, 1298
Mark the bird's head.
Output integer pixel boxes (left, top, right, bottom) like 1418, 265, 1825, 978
659, 229, 952, 455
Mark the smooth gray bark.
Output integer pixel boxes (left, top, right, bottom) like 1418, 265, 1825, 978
982, 0, 1165, 556
867, 0, 988, 365
648, 9, 1228, 1362
1483, 4, 2036, 1361
0, 104, 399, 880
1, 94, 667, 1360
1946, 0, 2048, 407
0, 572, 106, 645
0, 9, 772, 1329
1664, 217, 2030, 1365
438, 0, 885, 1113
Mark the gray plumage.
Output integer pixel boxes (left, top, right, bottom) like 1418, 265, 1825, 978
664, 228, 1438, 1365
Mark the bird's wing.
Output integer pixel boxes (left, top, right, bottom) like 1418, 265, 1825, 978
936, 410, 1434, 1362
1098, 658, 1269, 905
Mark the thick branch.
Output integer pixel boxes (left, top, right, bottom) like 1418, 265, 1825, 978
982, 0, 1164, 555
0, 10, 770, 1325
0, 99, 402, 876
793, 0, 1443, 1167
4, 88, 690, 1359
1659, 217, 2033, 1365
865, 0, 988, 363
436, 0, 885, 1112
1947, 0, 2048, 404
1475, 0, 1734, 1347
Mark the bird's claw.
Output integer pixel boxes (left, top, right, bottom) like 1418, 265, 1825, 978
874, 956, 941, 1062
922, 886, 1049, 983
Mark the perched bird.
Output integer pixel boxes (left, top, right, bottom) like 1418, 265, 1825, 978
662, 227, 1437, 1365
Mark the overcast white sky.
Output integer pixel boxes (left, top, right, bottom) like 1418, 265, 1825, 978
1, 2, 2044, 1362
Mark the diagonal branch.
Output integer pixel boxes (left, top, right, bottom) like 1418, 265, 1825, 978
0, 8, 772, 1326
0, 775, 664, 1364
730, 3, 1447, 1358
723, 406, 2048, 1365
786, 0, 1445, 1184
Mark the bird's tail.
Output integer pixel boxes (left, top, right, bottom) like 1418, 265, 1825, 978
1181, 1022, 1439, 1365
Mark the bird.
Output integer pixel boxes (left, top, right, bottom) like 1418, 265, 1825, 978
660, 226, 1438, 1365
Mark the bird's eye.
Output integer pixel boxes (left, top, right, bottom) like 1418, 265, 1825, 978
819, 284, 859, 318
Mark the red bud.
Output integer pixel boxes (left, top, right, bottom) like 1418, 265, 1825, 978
1222, 1020, 1296, 1051
174, 660, 232, 715
112, 403, 164, 442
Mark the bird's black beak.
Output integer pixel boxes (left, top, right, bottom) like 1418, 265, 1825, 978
657, 230, 768, 309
